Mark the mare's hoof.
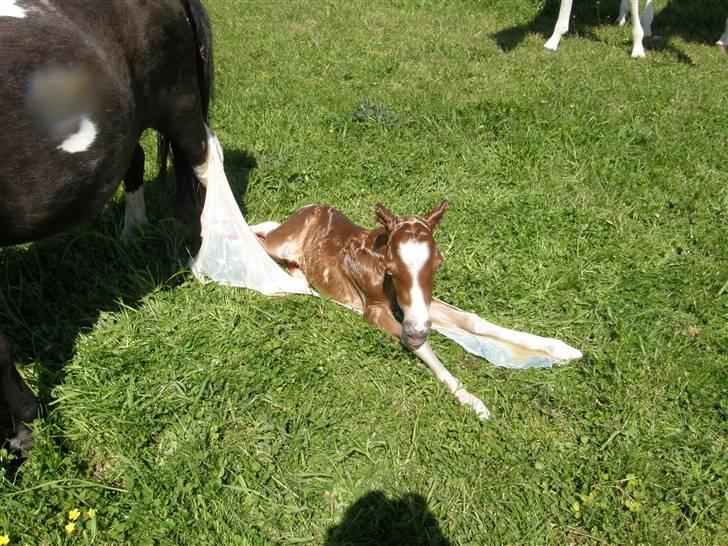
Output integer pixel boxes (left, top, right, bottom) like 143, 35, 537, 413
8, 428, 33, 456
543, 47, 556, 55
717, 43, 726, 54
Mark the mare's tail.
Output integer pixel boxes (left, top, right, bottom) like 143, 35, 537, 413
157, 0, 214, 222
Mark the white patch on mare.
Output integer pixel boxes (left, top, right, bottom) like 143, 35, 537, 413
192, 126, 224, 188
57, 115, 97, 153
398, 240, 431, 327
122, 187, 147, 237
0, 0, 26, 18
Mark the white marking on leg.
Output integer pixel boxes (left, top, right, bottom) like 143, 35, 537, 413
430, 300, 583, 361
323, 268, 330, 283
398, 241, 430, 329
0, 0, 26, 18
629, 0, 646, 58
57, 115, 97, 153
249, 221, 281, 239
413, 342, 490, 420
192, 126, 224, 188
616, 0, 629, 25
717, 18, 728, 50
122, 187, 147, 237
544, 0, 573, 52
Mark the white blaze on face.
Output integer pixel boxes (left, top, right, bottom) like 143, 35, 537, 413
0, 0, 26, 18
57, 115, 97, 153
398, 240, 431, 329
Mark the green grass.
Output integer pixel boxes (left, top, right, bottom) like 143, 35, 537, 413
2, 0, 727, 543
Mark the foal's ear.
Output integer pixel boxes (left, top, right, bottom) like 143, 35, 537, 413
374, 203, 397, 232
423, 199, 449, 229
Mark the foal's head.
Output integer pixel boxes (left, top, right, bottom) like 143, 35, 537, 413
375, 200, 449, 349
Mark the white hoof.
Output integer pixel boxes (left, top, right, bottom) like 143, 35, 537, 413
455, 389, 491, 420
543, 37, 560, 52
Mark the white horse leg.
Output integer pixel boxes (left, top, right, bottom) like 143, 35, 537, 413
121, 144, 147, 236
717, 18, 728, 53
629, 0, 646, 58
122, 187, 147, 237
544, 0, 573, 52
616, 0, 629, 25
640, 0, 654, 38
412, 341, 490, 420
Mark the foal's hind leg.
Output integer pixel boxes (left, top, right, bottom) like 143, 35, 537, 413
122, 144, 147, 237
251, 218, 311, 283
0, 327, 37, 453
430, 299, 582, 360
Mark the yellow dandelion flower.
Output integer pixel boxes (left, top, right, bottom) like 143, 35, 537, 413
0, 533, 9, 545
64, 522, 75, 535
86, 508, 96, 519
68, 508, 80, 521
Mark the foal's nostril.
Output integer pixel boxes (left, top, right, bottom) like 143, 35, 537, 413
402, 319, 432, 349
404, 320, 431, 336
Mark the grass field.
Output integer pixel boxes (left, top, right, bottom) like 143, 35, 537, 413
2, 0, 727, 544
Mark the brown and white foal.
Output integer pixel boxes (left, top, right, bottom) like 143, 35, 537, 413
251, 201, 490, 419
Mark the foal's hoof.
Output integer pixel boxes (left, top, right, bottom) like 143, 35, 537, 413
455, 389, 491, 420
472, 399, 491, 420
717, 43, 726, 54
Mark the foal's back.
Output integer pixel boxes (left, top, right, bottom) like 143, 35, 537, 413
262, 205, 377, 308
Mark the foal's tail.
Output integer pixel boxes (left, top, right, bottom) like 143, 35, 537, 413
157, 0, 214, 222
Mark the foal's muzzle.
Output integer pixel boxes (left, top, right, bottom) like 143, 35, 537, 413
402, 319, 432, 349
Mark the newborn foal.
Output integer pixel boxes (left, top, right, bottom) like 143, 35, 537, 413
252, 202, 490, 419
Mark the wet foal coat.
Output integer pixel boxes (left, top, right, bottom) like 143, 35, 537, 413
253, 202, 491, 419
257, 203, 446, 349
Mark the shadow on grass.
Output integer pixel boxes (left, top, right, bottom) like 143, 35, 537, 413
493, 0, 725, 62
492, 0, 619, 53
325, 491, 452, 546
0, 146, 257, 451
651, 0, 727, 45
223, 148, 258, 216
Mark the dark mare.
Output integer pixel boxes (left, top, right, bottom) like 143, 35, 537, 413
0, 0, 217, 452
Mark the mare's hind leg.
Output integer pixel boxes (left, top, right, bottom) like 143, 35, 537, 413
122, 144, 147, 237
718, 18, 728, 53
0, 327, 38, 453
159, 112, 210, 229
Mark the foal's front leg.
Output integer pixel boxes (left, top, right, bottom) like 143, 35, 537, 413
364, 304, 490, 420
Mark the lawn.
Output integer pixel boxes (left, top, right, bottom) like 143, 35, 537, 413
1, 0, 727, 544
